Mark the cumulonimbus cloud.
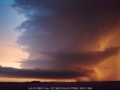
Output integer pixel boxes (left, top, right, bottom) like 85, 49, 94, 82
12, 0, 120, 81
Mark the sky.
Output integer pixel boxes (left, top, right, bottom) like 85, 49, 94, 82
0, 0, 120, 82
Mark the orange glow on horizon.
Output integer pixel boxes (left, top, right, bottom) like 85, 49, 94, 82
0, 77, 76, 82
0, 43, 29, 68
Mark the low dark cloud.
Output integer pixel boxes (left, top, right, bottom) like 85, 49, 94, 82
0, 66, 94, 79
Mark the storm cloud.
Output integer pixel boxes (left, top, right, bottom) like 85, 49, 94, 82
12, 0, 120, 81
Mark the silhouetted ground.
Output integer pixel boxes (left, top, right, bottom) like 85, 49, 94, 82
0, 81, 120, 90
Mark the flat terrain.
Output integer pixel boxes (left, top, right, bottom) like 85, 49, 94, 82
0, 81, 120, 90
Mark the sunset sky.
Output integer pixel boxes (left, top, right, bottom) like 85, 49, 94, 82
0, 0, 120, 82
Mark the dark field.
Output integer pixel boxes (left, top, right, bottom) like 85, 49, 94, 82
0, 81, 120, 90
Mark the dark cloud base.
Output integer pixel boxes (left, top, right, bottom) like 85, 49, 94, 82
0, 66, 94, 79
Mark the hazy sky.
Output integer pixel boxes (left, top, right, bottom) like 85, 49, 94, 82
0, 0, 120, 82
